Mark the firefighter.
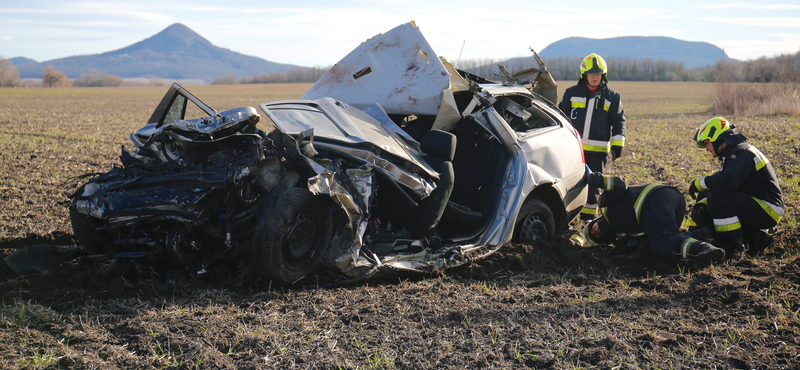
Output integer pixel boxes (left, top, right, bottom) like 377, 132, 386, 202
688, 117, 783, 257
558, 53, 626, 221
582, 173, 725, 269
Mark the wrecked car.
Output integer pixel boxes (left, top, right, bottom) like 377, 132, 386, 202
69, 22, 587, 284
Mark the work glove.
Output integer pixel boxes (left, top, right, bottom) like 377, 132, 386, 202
610, 146, 623, 160
586, 171, 604, 188
688, 178, 701, 199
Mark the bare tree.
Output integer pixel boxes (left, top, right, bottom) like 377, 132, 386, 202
72, 69, 123, 87
211, 73, 238, 85
238, 66, 332, 84
42, 66, 71, 88
147, 78, 168, 86
713, 51, 800, 83
0, 57, 20, 87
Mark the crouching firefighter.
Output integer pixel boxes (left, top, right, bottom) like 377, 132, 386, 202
688, 117, 783, 257
582, 173, 726, 269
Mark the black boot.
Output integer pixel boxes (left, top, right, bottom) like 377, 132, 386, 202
712, 237, 746, 260
684, 242, 726, 269
745, 229, 774, 256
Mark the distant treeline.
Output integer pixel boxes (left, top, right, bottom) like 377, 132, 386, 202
2, 51, 798, 88
712, 52, 800, 83
459, 51, 800, 83
211, 67, 330, 85
72, 69, 123, 87
208, 50, 800, 85
460, 56, 708, 82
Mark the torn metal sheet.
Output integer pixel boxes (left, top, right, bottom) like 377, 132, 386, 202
495, 49, 558, 104
362, 103, 423, 153
303, 22, 451, 117
260, 98, 437, 198
66, 21, 588, 286
431, 86, 462, 132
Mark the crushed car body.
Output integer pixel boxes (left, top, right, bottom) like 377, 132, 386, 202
69, 21, 588, 285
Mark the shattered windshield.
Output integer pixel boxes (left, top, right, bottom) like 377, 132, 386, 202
163, 95, 186, 124
266, 106, 348, 138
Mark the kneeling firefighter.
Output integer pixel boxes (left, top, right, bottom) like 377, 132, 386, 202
688, 117, 783, 257
582, 173, 725, 269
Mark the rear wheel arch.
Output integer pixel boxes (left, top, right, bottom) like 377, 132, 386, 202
526, 185, 568, 233
512, 185, 568, 244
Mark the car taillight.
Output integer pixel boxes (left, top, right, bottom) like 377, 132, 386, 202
572, 127, 585, 163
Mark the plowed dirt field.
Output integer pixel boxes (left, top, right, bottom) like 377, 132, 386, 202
1, 83, 798, 369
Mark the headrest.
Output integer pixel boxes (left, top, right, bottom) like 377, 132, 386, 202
421, 129, 456, 161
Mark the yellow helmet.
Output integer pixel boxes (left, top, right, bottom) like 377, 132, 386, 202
580, 53, 608, 78
694, 117, 733, 148
582, 217, 613, 247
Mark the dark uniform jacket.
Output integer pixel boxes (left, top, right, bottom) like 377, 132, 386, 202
700, 142, 782, 206
590, 175, 670, 238
558, 81, 626, 154
696, 141, 783, 222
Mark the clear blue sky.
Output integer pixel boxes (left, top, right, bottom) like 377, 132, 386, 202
1, 0, 798, 67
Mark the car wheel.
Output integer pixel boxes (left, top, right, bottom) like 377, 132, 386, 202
514, 198, 555, 244
252, 188, 332, 284
69, 197, 110, 254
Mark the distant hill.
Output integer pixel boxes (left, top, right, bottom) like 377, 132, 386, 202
14, 23, 303, 83
537, 36, 733, 68
10, 57, 37, 65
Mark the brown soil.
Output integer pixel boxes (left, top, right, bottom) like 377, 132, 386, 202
1, 85, 798, 369
1, 232, 799, 369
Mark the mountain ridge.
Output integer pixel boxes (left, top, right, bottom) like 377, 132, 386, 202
11, 27, 734, 83
14, 23, 303, 83
538, 36, 733, 68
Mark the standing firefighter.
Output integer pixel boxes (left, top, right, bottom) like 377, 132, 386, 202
582, 173, 726, 269
559, 53, 626, 221
689, 117, 783, 257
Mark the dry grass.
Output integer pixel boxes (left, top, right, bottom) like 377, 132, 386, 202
563, 80, 714, 116
711, 82, 800, 116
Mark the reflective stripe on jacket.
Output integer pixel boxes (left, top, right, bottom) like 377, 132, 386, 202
698, 141, 783, 212
595, 176, 671, 237
558, 81, 626, 153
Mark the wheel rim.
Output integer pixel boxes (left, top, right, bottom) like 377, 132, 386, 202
520, 213, 548, 242
283, 211, 317, 261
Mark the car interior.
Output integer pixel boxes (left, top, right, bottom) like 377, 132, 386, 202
363, 86, 564, 255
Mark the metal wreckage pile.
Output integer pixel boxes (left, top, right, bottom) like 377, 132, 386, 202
6, 22, 589, 285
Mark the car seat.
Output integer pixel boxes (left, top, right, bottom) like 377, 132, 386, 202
414, 129, 456, 235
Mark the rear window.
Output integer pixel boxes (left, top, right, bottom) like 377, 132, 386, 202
495, 96, 559, 133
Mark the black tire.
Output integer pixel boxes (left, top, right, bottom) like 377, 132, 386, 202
252, 188, 332, 284
513, 198, 555, 244
69, 196, 111, 254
